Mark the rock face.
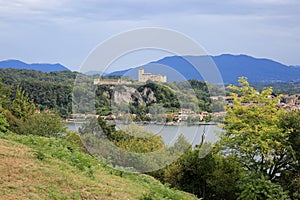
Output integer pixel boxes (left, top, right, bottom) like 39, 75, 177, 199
141, 87, 156, 105
112, 85, 157, 106
113, 86, 137, 104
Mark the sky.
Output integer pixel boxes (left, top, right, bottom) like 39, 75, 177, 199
0, 0, 299, 71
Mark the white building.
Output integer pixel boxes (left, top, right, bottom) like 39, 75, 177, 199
138, 68, 167, 82
93, 78, 131, 85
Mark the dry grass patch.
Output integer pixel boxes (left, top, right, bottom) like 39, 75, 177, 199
0, 133, 198, 200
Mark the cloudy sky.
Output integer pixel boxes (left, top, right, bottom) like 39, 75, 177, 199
0, 0, 299, 71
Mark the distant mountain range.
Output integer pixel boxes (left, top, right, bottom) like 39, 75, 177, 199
1, 55, 300, 83
0, 59, 69, 72
108, 54, 300, 83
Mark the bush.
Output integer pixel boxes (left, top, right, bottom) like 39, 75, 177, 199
115, 124, 164, 153
21, 112, 66, 137
0, 105, 8, 132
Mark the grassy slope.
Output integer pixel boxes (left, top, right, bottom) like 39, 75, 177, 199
0, 132, 198, 200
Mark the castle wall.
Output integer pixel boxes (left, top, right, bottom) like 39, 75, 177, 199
138, 68, 167, 82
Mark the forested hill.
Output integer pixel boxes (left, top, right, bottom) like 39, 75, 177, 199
0, 68, 78, 85
0, 69, 79, 118
0, 69, 213, 119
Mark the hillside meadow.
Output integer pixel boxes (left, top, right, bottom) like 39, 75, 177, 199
0, 131, 198, 200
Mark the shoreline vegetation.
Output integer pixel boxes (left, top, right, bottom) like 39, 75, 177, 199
66, 119, 218, 126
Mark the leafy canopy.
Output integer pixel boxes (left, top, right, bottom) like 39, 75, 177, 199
221, 77, 294, 180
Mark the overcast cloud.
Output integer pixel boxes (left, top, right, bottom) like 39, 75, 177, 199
0, 0, 299, 70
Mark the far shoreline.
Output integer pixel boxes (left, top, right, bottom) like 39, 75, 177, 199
65, 119, 219, 126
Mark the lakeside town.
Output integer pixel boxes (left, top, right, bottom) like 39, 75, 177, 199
68, 69, 300, 124
67, 94, 300, 123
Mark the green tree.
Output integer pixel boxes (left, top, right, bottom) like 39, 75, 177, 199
237, 173, 289, 200
161, 145, 243, 199
206, 155, 244, 200
10, 86, 35, 119
3, 86, 36, 133
0, 105, 8, 132
4, 109, 23, 133
221, 77, 295, 181
278, 110, 300, 198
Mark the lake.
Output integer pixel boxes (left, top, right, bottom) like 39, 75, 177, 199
67, 122, 223, 147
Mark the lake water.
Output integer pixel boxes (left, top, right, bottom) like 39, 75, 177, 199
67, 122, 223, 147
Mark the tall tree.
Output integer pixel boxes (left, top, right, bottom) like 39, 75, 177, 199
221, 77, 295, 181
10, 86, 35, 120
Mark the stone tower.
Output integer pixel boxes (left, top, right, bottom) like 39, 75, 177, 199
138, 68, 144, 82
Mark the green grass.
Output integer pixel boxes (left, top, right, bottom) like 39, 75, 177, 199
0, 131, 198, 200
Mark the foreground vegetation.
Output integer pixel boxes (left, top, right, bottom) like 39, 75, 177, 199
149, 77, 300, 199
0, 131, 198, 200
0, 71, 300, 199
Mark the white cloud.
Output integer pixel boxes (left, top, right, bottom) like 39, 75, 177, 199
0, 0, 69, 21
0, 0, 299, 68
0, 0, 299, 23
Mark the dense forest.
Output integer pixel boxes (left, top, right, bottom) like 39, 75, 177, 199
252, 81, 300, 95
0, 69, 77, 118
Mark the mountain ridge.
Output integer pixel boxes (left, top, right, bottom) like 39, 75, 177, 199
1, 54, 300, 83
107, 54, 300, 83
0, 59, 70, 72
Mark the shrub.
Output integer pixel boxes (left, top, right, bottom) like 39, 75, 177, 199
21, 112, 66, 137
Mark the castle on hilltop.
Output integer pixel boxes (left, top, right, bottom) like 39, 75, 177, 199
138, 68, 167, 82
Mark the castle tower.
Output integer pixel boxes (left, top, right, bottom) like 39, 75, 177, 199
138, 68, 144, 82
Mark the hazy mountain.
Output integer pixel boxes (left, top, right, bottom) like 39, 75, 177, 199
0, 59, 70, 72
107, 54, 300, 83
84, 71, 108, 76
